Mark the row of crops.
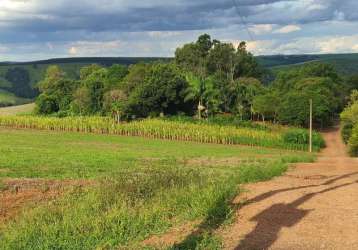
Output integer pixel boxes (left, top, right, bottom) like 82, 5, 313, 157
0, 115, 320, 151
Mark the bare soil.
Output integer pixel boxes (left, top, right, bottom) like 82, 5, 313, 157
0, 179, 91, 223
221, 126, 358, 249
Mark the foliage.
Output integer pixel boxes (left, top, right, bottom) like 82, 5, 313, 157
126, 63, 190, 118
283, 129, 325, 148
4, 67, 38, 98
341, 90, 358, 154
342, 122, 354, 144
348, 124, 358, 156
27, 34, 349, 131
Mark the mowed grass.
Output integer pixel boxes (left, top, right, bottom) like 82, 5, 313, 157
0, 127, 315, 249
0, 128, 309, 179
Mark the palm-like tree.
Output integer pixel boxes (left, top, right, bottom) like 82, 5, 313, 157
185, 73, 218, 119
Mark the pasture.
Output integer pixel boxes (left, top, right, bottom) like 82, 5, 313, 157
0, 126, 314, 249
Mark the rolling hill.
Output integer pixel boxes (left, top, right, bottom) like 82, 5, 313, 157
0, 57, 168, 102
257, 53, 358, 75
0, 89, 31, 107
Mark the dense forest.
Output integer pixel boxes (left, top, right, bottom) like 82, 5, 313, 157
33, 34, 357, 129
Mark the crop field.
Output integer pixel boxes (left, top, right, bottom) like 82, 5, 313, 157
0, 116, 324, 151
0, 126, 314, 249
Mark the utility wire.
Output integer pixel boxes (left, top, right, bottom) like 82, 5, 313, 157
231, 0, 254, 41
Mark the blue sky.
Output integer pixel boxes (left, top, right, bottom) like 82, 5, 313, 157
0, 0, 358, 61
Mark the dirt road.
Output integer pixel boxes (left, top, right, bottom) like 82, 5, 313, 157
221, 126, 358, 250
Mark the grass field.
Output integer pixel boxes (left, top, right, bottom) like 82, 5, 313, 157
0, 90, 31, 107
0, 127, 314, 249
0, 103, 34, 116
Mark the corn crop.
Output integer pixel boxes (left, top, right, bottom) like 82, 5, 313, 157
0, 115, 308, 151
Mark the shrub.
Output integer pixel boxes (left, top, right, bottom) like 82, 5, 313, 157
341, 122, 354, 144
283, 129, 325, 150
348, 124, 358, 157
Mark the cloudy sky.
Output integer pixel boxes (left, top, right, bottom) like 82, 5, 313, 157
1, 0, 358, 61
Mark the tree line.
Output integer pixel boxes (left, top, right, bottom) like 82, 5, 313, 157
35, 34, 358, 127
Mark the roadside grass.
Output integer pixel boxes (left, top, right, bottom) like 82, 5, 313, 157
0, 128, 315, 249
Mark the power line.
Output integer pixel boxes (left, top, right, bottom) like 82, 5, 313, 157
231, 0, 254, 41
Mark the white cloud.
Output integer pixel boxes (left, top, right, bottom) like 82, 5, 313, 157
246, 40, 275, 55
67, 40, 122, 56
249, 24, 274, 35
316, 35, 358, 53
274, 25, 301, 34
68, 46, 77, 55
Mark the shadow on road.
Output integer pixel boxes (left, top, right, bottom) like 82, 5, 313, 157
172, 171, 358, 250
235, 177, 358, 249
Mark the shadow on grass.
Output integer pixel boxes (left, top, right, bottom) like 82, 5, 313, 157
170, 190, 239, 250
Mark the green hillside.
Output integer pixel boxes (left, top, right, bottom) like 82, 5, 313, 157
0, 89, 31, 107
258, 53, 358, 75
0, 57, 168, 101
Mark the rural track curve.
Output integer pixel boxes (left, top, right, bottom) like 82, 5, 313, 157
221, 126, 358, 250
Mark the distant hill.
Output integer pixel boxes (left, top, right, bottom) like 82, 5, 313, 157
0, 89, 31, 107
0, 54, 357, 106
257, 53, 358, 75
0, 57, 169, 100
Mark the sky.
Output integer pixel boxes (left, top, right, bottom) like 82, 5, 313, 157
0, 0, 358, 61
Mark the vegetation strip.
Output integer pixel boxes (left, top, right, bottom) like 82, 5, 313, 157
0, 116, 323, 151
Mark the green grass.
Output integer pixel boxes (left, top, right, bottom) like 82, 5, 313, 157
0, 128, 310, 179
0, 90, 31, 107
0, 128, 315, 249
0, 103, 35, 116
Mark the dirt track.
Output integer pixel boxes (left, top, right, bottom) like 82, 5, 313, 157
221, 126, 358, 249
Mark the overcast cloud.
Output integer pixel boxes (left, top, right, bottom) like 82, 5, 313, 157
0, 0, 357, 61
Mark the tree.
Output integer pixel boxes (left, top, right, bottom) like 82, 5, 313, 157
35, 93, 58, 114
175, 43, 205, 76
80, 64, 102, 80
106, 64, 129, 90
232, 77, 264, 119
36, 66, 78, 114
235, 42, 263, 79
103, 89, 128, 121
253, 91, 280, 122
38, 65, 65, 92
121, 63, 151, 94
196, 34, 212, 57
278, 90, 331, 127
82, 68, 108, 114
127, 63, 189, 118
71, 87, 91, 115
207, 42, 236, 81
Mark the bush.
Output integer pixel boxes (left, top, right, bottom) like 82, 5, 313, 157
35, 94, 59, 115
283, 129, 325, 150
348, 124, 358, 157
341, 122, 354, 144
